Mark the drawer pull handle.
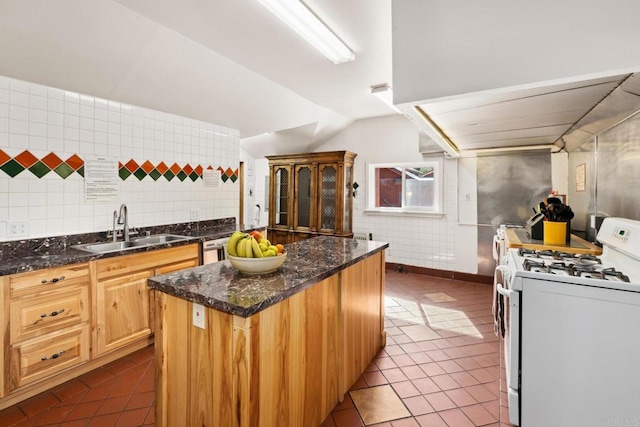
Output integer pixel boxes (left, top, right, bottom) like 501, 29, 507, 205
40, 309, 65, 318
40, 276, 66, 284
41, 350, 65, 361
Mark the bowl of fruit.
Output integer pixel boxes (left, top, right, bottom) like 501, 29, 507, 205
226, 230, 286, 274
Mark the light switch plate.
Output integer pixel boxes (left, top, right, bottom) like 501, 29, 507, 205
192, 303, 205, 329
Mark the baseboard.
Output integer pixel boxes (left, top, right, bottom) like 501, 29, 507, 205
385, 262, 493, 285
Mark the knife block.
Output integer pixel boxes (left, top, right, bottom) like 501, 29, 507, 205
527, 213, 545, 240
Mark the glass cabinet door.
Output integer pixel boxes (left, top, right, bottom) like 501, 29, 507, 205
295, 165, 313, 229
319, 163, 337, 232
344, 165, 352, 233
273, 166, 290, 227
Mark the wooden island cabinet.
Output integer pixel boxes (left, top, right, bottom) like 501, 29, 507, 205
267, 151, 356, 244
149, 236, 388, 427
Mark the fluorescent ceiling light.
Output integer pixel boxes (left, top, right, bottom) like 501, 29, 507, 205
256, 0, 355, 64
371, 83, 401, 113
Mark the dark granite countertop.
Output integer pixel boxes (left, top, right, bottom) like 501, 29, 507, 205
148, 235, 389, 318
0, 218, 266, 276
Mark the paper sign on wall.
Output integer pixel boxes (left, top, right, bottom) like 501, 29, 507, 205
203, 169, 222, 188
84, 156, 119, 202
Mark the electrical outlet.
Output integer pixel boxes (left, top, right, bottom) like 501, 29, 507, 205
190, 208, 200, 220
192, 303, 205, 329
8, 221, 29, 237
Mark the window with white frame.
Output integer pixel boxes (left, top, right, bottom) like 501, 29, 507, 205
366, 159, 443, 214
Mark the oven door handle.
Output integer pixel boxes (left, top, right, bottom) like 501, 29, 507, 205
496, 282, 515, 299
203, 240, 229, 251
492, 235, 500, 262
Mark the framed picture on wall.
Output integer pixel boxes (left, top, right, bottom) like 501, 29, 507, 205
576, 163, 586, 192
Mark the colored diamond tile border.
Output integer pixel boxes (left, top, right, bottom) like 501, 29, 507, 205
29, 161, 51, 178
65, 154, 84, 171
156, 161, 169, 175
0, 150, 238, 183
0, 149, 11, 165
15, 150, 39, 168
42, 152, 63, 170
0, 159, 25, 177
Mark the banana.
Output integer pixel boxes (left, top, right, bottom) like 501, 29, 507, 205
236, 236, 248, 257
243, 237, 254, 258
251, 237, 264, 258
227, 231, 246, 257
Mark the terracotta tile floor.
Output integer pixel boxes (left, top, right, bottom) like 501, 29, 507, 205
1, 270, 510, 427
322, 271, 506, 427
1, 344, 155, 427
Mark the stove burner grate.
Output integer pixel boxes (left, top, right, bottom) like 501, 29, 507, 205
523, 259, 554, 274
576, 271, 607, 280
575, 254, 602, 264
518, 248, 538, 257
523, 259, 632, 282
601, 267, 630, 283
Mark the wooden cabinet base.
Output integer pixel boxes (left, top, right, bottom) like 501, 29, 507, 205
0, 337, 152, 411
155, 252, 385, 427
0, 244, 199, 410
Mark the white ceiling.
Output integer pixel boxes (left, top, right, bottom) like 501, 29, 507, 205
412, 74, 631, 152
0, 0, 396, 158
2, 1, 639, 159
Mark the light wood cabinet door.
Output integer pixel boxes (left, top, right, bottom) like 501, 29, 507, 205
96, 270, 153, 356
94, 244, 199, 356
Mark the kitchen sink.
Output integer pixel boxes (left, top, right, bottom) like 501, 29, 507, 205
130, 234, 188, 245
72, 234, 189, 254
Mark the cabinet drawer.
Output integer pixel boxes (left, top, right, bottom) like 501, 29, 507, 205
96, 244, 199, 280
10, 325, 90, 389
154, 258, 199, 275
10, 263, 89, 298
11, 286, 89, 343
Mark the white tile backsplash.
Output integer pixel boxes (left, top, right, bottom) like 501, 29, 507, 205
0, 75, 240, 240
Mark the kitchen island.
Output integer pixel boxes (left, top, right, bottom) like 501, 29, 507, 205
148, 235, 388, 427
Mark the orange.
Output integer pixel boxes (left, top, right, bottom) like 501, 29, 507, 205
275, 244, 284, 254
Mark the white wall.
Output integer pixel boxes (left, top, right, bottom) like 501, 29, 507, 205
0, 75, 240, 240
392, 0, 640, 104
239, 149, 269, 227
316, 114, 478, 273
254, 158, 270, 226
551, 151, 569, 200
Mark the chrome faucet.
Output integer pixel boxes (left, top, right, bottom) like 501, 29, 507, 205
112, 210, 118, 242
117, 204, 129, 242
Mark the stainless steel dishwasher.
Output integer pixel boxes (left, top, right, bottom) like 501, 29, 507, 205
202, 237, 229, 264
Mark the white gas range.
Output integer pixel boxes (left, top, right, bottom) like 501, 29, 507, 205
495, 217, 640, 427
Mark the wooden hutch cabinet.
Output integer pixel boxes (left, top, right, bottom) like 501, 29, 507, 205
267, 151, 357, 244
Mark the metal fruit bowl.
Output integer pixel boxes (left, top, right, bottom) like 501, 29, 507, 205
227, 253, 287, 274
